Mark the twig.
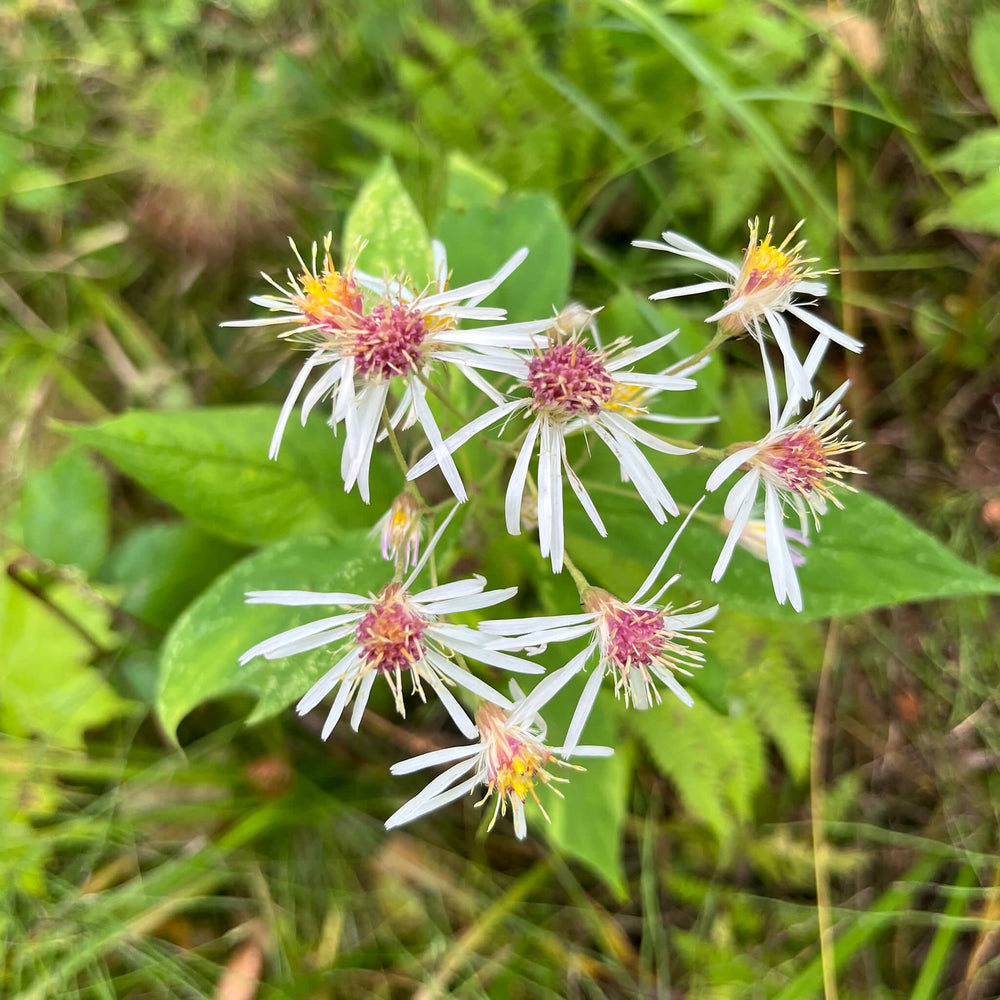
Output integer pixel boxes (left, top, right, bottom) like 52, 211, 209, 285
6, 559, 110, 658
811, 619, 841, 1000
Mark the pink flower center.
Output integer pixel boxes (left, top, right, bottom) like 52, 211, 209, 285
758, 427, 828, 495
527, 341, 615, 417
603, 606, 667, 669
355, 583, 427, 673
350, 303, 427, 379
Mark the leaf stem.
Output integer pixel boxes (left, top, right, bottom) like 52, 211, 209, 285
663, 327, 732, 376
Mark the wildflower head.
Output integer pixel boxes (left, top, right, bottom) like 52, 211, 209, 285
751, 400, 862, 521
378, 493, 423, 572
354, 583, 428, 675
583, 587, 707, 709
474, 701, 565, 830
720, 218, 824, 335
527, 333, 615, 419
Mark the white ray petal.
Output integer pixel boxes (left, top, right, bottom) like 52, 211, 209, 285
297, 648, 362, 715
402, 503, 460, 590
350, 671, 377, 731
787, 304, 863, 353
245, 591, 368, 607
410, 380, 468, 502
561, 660, 606, 758
706, 446, 759, 492
631, 496, 705, 602
505, 418, 541, 536
269, 354, 324, 460
320, 677, 356, 740
648, 280, 730, 301
390, 743, 479, 775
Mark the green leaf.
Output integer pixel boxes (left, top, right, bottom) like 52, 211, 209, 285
436, 158, 573, 322
600, 0, 837, 226
65, 406, 397, 547
937, 127, 1000, 178
630, 697, 765, 842
0, 575, 133, 747
440, 151, 507, 209
531, 681, 630, 897
568, 464, 1000, 620
156, 531, 387, 740
102, 522, 245, 630
922, 173, 1000, 237
719, 612, 816, 780
343, 157, 433, 282
19, 448, 110, 576
971, 10, 1000, 116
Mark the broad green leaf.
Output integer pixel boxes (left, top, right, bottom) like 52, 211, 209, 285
66, 406, 397, 547
567, 462, 1000, 620
343, 157, 434, 282
157, 531, 387, 739
530, 679, 630, 897
102, 522, 245, 630
0, 575, 133, 747
971, 10, 1000, 115
630, 697, 765, 842
937, 127, 1000, 178
441, 150, 507, 208
436, 158, 573, 322
19, 448, 110, 576
922, 173, 1000, 237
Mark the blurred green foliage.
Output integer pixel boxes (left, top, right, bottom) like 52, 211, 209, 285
1, 0, 998, 997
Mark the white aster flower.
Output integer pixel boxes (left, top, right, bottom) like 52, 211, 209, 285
407, 324, 700, 573
480, 503, 717, 756
634, 217, 863, 403
707, 353, 863, 612
223, 236, 549, 502
238, 510, 544, 740
384, 670, 613, 839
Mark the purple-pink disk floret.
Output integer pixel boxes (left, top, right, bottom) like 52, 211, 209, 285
526, 341, 615, 417
352, 303, 427, 380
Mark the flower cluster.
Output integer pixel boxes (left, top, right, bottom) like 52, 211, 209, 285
232, 216, 863, 839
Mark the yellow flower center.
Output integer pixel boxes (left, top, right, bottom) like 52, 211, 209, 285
605, 382, 646, 417
742, 234, 794, 292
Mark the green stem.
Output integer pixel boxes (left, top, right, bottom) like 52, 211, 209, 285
381, 410, 427, 507
562, 553, 590, 596
664, 327, 733, 376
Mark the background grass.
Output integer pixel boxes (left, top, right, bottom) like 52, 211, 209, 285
1, 1, 998, 997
